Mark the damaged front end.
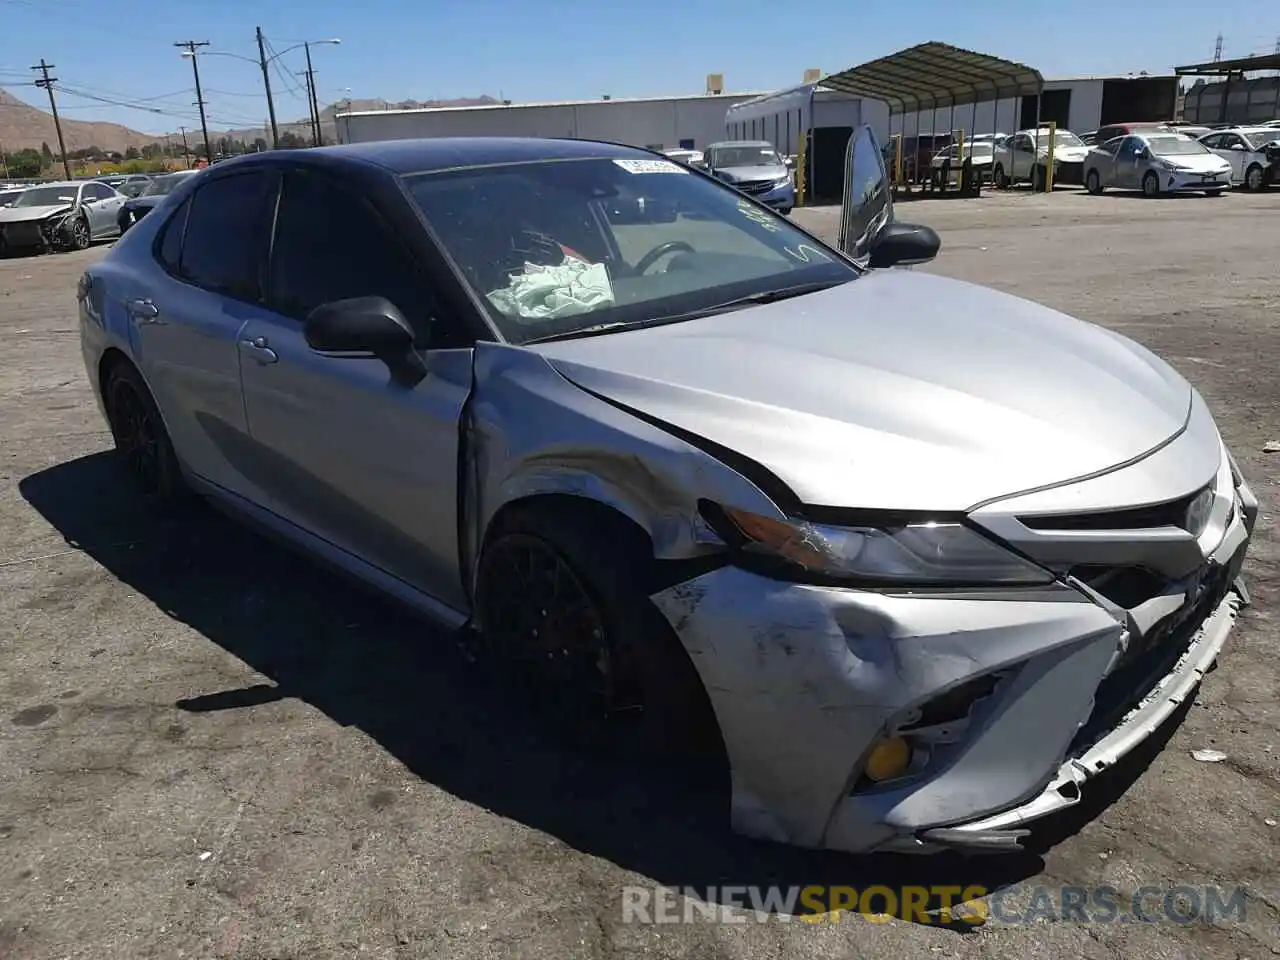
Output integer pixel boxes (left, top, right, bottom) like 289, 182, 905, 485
0, 208, 79, 253
646, 417, 1256, 855
43, 208, 82, 251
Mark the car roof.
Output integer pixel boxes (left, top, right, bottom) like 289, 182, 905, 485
706, 140, 773, 148
27, 181, 81, 189
206, 137, 662, 177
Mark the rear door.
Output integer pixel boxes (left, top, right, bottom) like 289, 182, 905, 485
131, 168, 280, 504
1113, 136, 1144, 189
1091, 137, 1121, 185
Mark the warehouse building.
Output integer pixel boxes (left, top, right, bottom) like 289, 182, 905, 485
727, 44, 1179, 202
335, 79, 767, 152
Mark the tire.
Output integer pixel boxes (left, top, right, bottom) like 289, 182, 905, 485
778, 207, 792, 216
1142, 171, 1160, 198
475, 500, 727, 797
104, 361, 189, 511
66, 215, 91, 251
1085, 168, 1103, 195
992, 163, 1009, 189
1244, 163, 1264, 191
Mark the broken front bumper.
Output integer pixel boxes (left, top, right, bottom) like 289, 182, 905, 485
649, 465, 1256, 855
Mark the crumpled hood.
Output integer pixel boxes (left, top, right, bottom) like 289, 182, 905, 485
715, 164, 790, 182
531, 271, 1193, 512
0, 203, 72, 224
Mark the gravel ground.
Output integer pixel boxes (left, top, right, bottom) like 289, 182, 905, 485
1, 186, 1278, 960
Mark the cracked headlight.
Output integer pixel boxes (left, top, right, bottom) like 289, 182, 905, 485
702, 504, 1055, 586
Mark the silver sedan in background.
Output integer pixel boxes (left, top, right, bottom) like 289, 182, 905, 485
1084, 132, 1232, 197
77, 131, 1256, 855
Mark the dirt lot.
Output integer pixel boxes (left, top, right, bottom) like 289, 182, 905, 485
2, 188, 1279, 960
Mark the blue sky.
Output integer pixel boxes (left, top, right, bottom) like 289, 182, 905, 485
1, 0, 1275, 135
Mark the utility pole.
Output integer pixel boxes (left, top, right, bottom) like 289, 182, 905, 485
31, 60, 72, 180
179, 126, 191, 169
256, 27, 280, 148
303, 42, 322, 146
1213, 33, 1223, 62
0, 141, 9, 179
174, 41, 212, 164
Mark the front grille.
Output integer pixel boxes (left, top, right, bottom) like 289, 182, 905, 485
735, 179, 775, 195
1069, 559, 1232, 755
1020, 486, 1207, 532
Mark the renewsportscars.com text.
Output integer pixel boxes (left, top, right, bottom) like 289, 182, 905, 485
621, 884, 1248, 926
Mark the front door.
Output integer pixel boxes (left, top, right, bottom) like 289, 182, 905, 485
236, 166, 472, 611
130, 168, 280, 503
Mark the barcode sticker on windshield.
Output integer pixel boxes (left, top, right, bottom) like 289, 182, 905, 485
612, 159, 688, 174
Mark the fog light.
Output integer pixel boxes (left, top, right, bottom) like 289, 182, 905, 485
863, 736, 911, 782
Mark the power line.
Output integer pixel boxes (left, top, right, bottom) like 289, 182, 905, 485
31, 59, 71, 179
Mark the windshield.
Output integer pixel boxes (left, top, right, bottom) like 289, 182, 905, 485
1147, 136, 1209, 156
118, 180, 148, 197
709, 145, 783, 168
142, 173, 193, 197
12, 186, 77, 207
1243, 130, 1280, 150
406, 155, 855, 345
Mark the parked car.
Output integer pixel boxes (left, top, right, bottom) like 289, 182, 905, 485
0, 179, 125, 254
116, 175, 153, 198
992, 127, 1090, 188
1084, 132, 1232, 197
703, 140, 794, 213
929, 133, 1004, 183
1197, 127, 1280, 190
78, 133, 1256, 856
662, 148, 705, 169
93, 174, 153, 195
117, 170, 202, 234
1092, 121, 1174, 145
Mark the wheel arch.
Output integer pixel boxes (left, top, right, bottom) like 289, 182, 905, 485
463, 343, 789, 599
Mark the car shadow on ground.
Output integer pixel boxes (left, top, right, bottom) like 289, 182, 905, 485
20, 451, 1189, 928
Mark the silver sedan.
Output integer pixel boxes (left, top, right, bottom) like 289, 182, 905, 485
1084, 133, 1233, 196
77, 131, 1256, 855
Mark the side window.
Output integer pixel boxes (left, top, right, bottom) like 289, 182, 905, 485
1117, 137, 1140, 160
1201, 134, 1221, 149
156, 197, 191, 272
1014, 134, 1032, 151
178, 171, 276, 301
267, 170, 449, 346
1226, 135, 1245, 150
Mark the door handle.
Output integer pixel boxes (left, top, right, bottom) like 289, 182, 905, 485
239, 335, 279, 364
127, 298, 161, 323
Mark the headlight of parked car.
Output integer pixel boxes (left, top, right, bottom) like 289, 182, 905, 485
700, 502, 1055, 586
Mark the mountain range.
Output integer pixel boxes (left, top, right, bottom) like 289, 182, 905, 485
0, 88, 500, 154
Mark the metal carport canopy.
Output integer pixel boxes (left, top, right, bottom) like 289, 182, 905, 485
820, 41, 1044, 115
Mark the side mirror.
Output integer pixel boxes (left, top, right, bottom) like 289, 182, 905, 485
868, 222, 941, 269
304, 296, 426, 384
